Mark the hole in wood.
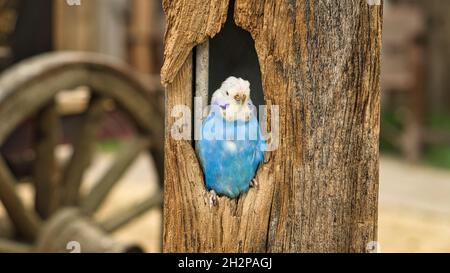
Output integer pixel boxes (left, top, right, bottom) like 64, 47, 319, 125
194, 0, 265, 128
192, 1, 267, 203
209, 4, 264, 108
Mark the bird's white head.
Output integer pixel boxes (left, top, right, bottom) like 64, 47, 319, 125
211, 77, 254, 122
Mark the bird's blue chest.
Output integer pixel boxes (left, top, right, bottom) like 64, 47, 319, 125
197, 111, 265, 198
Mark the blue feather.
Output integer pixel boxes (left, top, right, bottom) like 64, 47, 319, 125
198, 105, 265, 198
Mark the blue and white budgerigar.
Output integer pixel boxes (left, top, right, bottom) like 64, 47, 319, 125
197, 77, 266, 206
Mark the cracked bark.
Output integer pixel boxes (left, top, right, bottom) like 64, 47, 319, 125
162, 0, 383, 253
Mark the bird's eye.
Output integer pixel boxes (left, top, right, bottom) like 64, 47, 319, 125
226, 91, 229, 96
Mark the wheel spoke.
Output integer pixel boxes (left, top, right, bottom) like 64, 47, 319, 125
60, 97, 106, 206
81, 137, 150, 215
0, 238, 32, 253
33, 102, 61, 219
0, 215, 14, 239
0, 156, 41, 240
99, 190, 162, 233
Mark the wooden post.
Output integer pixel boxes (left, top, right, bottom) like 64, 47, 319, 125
129, 0, 155, 73
54, 0, 127, 59
162, 0, 383, 253
54, 0, 98, 52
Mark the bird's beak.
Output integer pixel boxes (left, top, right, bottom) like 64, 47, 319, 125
234, 94, 247, 105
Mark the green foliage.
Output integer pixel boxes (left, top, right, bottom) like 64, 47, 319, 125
423, 113, 450, 169
423, 146, 450, 169
97, 139, 122, 153
426, 113, 450, 132
380, 111, 403, 154
381, 111, 450, 169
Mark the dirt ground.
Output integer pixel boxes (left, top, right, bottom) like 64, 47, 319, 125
379, 156, 450, 253
1, 151, 450, 253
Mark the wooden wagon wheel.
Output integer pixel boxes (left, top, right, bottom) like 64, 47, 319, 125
0, 52, 164, 252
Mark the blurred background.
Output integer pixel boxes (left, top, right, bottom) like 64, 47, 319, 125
0, 0, 449, 253
380, 0, 450, 252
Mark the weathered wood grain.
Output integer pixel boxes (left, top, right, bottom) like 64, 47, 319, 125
0, 156, 41, 241
163, 0, 383, 252
0, 51, 165, 251
100, 191, 163, 233
60, 97, 106, 206
33, 102, 61, 219
81, 137, 151, 214
161, 0, 230, 84
0, 238, 32, 253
